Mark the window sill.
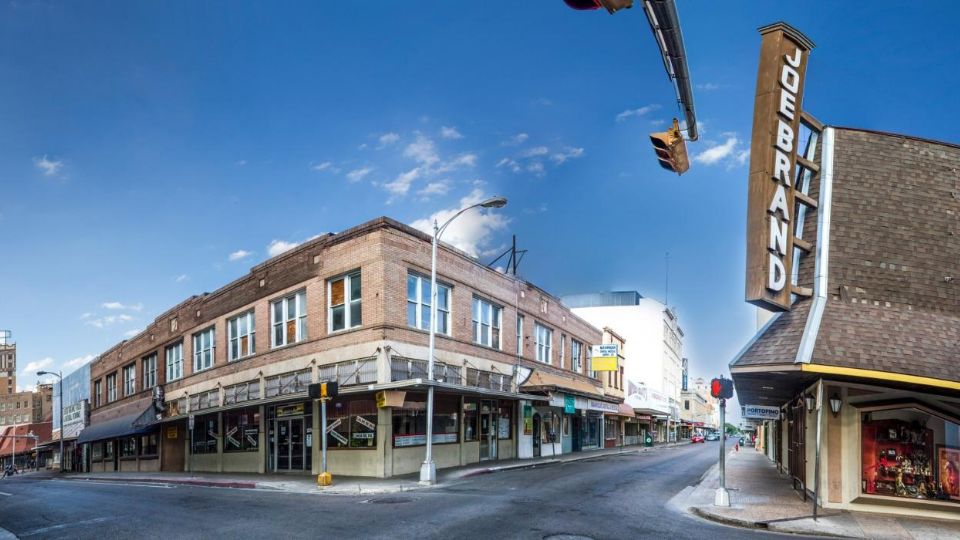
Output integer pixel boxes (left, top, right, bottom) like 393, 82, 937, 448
228, 354, 256, 363
327, 324, 363, 336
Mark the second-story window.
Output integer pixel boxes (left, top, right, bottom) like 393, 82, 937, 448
560, 334, 566, 368
517, 314, 524, 357
571, 340, 583, 373
106, 373, 117, 403
273, 290, 307, 347
193, 327, 215, 373
94, 380, 102, 408
142, 354, 157, 389
472, 297, 502, 349
407, 273, 450, 334
123, 363, 136, 396
329, 271, 361, 332
166, 342, 183, 382
535, 323, 552, 364
228, 311, 256, 361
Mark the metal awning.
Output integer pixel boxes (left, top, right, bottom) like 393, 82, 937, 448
77, 405, 159, 444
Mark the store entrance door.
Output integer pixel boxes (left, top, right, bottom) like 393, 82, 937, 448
787, 400, 806, 492
532, 413, 542, 457
273, 417, 309, 472
479, 400, 497, 461
572, 416, 583, 452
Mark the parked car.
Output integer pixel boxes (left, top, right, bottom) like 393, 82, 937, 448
691, 434, 705, 443
705, 432, 720, 441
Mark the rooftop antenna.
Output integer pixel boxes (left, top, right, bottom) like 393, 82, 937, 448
486, 235, 528, 276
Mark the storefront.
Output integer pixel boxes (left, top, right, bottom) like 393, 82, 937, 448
79, 405, 161, 473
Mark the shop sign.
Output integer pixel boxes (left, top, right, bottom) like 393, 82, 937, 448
523, 404, 533, 435
325, 418, 342, 433
166, 426, 178, 439
745, 22, 815, 311
376, 390, 406, 408
564, 394, 576, 415
277, 403, 305, 417
587, 400, 619, 413
742, 404, 780, 420
352, 432, 374, 440
393, 433, 457, 447
590, 344, 618, 372
355, 416, 376, 431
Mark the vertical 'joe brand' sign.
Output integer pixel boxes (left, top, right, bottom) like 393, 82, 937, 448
745, 23, 815, 311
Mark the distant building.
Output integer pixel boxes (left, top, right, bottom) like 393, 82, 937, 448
563, 291, 685, 442
0, 330, 16, 395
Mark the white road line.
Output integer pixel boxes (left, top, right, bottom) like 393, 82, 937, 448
20, 516, 112, 537
0, 491, 11, 496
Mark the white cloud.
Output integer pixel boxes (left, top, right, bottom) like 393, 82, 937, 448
311, 161, 333, 172
346, 166, 374, 182
496, 158, 521, 173
693, 136, 740, 165
696, 82, 722, 91
33, 155, 64, 176
550, 147, 585, 165
503, 133, 529, 146
267, 239, 300, 257
378, 132, 400, 148
521, 146, 549, 158
80, 312, 92, 320
175, 274, 189, 283
228, 249, 253, 262
736, 148, 751, 166
85, 314, 134, 328
526, 161, 545, 176
615, 104, 660, 122
440, 126, 463, 140
123, 329, 142, 338
102, 301, 143, 311
24, 357, 54, 374
411, 189, 509, 258
417, 180, 451, 198
433, 153, 478, 174
235, 159, 247, 166
404, 134, 440, 167
384, 167, 421, 197
65, 354, 95, 369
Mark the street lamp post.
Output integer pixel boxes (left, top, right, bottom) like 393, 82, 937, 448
420, 196, 507, 485
38, 370, 64, 473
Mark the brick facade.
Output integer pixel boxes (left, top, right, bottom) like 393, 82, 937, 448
89, 217, 605, 425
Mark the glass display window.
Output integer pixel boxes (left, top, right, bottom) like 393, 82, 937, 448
861, 406, 960, 502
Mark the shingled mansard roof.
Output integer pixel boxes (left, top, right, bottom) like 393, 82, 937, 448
733, 128, 960, 386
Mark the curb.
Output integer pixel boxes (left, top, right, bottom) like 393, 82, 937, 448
689, 506, 768, 531
63, 477, 258, 490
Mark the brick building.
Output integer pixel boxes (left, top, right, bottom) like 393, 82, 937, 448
0, 384, 53, 427
79, 217, 620, 477
1, 331, 16, 396
731, 127, 960, 520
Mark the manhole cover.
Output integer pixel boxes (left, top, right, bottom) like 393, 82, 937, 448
544, 535, 594, 540
365, 496, 414, 504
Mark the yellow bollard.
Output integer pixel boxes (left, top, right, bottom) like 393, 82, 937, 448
317, 472, 333, 487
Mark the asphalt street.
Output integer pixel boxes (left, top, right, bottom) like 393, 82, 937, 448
0, 441, 814, 539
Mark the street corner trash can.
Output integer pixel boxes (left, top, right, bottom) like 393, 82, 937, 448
644, 435, 653, 447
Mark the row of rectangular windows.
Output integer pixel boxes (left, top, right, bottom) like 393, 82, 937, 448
93, 271, 360, 407
94, 268, 588, 407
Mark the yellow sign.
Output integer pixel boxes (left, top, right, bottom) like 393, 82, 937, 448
591, 356, 618, 372
376, 390, 406, 408
277, 403, 305, 417
590, 344, 619, 371
166, 426, 178, 439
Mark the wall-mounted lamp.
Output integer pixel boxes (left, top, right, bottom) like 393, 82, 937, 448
829, 393, 842, 417
804, 393, 815, 413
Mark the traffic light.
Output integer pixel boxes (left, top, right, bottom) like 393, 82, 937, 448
710, 377, 734, 399
563, 0, 633, 14
308, 381, 339, 399
649, 118, 690, 175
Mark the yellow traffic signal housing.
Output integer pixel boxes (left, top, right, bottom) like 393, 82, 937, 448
649, 118, 690, 175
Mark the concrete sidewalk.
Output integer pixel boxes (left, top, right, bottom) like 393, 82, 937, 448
58, 441, 687, 496
673, 447, 960, 539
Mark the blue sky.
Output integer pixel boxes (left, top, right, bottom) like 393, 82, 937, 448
3, 2, 960, 420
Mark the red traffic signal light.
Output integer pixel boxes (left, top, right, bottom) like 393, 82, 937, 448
563, 0, 633, 14
710, 377, 734, 399
649, 118, 690, 175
